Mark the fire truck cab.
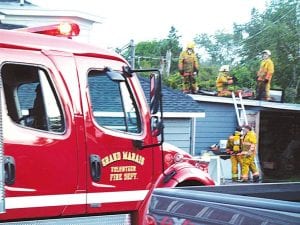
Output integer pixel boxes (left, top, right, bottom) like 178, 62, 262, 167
0, 24, 214, 224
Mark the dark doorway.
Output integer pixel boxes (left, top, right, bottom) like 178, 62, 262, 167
259, 110, 300, 182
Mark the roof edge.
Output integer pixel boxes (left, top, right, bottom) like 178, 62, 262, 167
190, 94, 300, 111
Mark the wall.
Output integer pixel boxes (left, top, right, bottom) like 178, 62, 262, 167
164, 118, 192, 153
195, 102, 237, 155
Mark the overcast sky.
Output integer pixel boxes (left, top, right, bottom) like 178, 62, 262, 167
29, 0, 268, 49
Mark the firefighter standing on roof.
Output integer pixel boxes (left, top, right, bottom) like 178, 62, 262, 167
256, 50, 274, 101
178, 42, 199, 94
216, 65, 234, 97
241, 125, 260, 183
226, 127, 243, 182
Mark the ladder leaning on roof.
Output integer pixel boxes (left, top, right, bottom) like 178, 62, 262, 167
232, 91, 248, 127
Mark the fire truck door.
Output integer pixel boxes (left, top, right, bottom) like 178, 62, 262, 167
76, 58, 154, 214
0, 50, 84, 220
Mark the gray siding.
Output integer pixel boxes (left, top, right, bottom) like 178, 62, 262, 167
164, 118, 191, 153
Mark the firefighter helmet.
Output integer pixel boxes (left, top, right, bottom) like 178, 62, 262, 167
236, 126, 242, 132
186, 41, 195, 49
243, 125, 252, 131
219, 65, 230, 72
262, 49, 271, 56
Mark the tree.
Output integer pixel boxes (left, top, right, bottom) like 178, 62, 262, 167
194, 31, 239, 66
118, 1, 300, 101
121, 26, 182, 74
236, 0, 300, 102
159, 26, 182, 74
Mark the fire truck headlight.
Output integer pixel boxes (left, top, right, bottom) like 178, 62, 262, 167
174, 153, 184, 163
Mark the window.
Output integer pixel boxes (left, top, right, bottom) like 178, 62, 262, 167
1, 64, 64, 132
88, 70, 141, 133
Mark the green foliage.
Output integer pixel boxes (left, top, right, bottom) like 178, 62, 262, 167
194, 32, 239, 66
134, 26, 182, 73
284, 87, 297, 103
163, 65, 219, 91
198, 66, 218, 91
163, 73, 182, 90
235, 0, 300, 102
231, 65, 257, 90
119, 0, 300, 103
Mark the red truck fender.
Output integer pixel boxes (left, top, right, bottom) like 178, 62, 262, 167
155, 162, 215, 188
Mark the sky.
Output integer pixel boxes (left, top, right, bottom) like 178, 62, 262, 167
28, 0, 267, 49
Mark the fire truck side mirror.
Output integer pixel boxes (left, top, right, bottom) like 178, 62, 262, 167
127, 68, 164, 148
150, 73, 161, 114
125, 68, 162, 115
151, 116, 163, 137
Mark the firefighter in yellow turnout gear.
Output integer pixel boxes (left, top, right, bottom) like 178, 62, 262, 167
241, 125, 260, 183
216, 65, 234, 97
226, 127, 243, 182
178, 42, 200, 94
256, 49, 274, 101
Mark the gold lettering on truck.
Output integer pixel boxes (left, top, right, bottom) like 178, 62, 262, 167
102, 152, 121, 167
101, 151, 146, 181
111, 166, 136, 173
122, 151, 145, 165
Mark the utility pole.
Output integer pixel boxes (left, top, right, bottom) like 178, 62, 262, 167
129, 39, 135, 69
159, 57, 165, 75
165, 50, 172, 77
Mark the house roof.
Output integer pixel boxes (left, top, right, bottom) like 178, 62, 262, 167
138, 76, 205, 118
190, 94, 300, 111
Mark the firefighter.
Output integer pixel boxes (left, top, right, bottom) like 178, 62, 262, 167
216, 65, 234, 97
226, 127, 243, 182
178, 41, 199, 94
241, 125, 260, 183
256, 49, 274, 101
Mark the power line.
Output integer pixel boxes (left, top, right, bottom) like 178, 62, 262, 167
242, 6, 296, 43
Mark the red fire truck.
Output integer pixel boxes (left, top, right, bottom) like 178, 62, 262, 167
0, 23, 214, 224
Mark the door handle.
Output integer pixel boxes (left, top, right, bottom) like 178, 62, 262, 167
90, 154, 101, 182
5, 156, 15, 185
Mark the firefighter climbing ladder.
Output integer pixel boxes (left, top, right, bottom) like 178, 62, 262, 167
232, 92, 248, 127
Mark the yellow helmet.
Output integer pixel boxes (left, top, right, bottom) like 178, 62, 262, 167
186, 41, 195, 49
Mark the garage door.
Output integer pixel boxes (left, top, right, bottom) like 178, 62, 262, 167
163, 118, 192, 153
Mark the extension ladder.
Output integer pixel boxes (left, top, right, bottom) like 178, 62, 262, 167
232, 92, 248, 127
